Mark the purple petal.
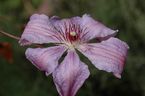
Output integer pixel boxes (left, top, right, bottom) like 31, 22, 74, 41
78, 37, 129, 78
53, 51, 90, 96
80, 14, 117, 41
19, 14, 62, 46
50, 16, 69, 32
25, 45, 66, 76
50, 16, 82, 40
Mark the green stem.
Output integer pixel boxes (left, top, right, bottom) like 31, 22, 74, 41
0, 30, 20, 40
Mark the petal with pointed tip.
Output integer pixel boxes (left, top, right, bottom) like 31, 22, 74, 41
53, 51, 90, 96
80, 14, 117, 41
78, 37, 129, 78
25, 45, 66, 76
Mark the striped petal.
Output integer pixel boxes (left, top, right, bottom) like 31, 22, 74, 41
50, 17, 71, 42
80, 14, 117, 41
19, 14, 62, 46
53, 51, 90, 96
25, 45, 66, 76
78, 37, 129, 78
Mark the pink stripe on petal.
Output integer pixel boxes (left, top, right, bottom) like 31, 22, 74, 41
80, 14, 117, 41
19, 14, 62, 45
78, 37, 129, 78
53, 51, 90, 96
25, 45, 66, 76
50, 18, 71, 41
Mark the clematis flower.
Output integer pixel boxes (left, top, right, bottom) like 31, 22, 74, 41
19, 14, 129, 96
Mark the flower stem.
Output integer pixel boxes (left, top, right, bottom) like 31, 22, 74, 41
0, 30, 62, 48
0, 30, 20, 40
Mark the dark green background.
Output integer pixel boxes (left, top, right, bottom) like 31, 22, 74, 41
0, 0, 145, 96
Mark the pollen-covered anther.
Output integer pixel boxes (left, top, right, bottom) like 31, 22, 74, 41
68, 31, 79, 42
70, 31, 77, 36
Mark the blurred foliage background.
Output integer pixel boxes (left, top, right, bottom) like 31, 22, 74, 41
0, 0, 145, 96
